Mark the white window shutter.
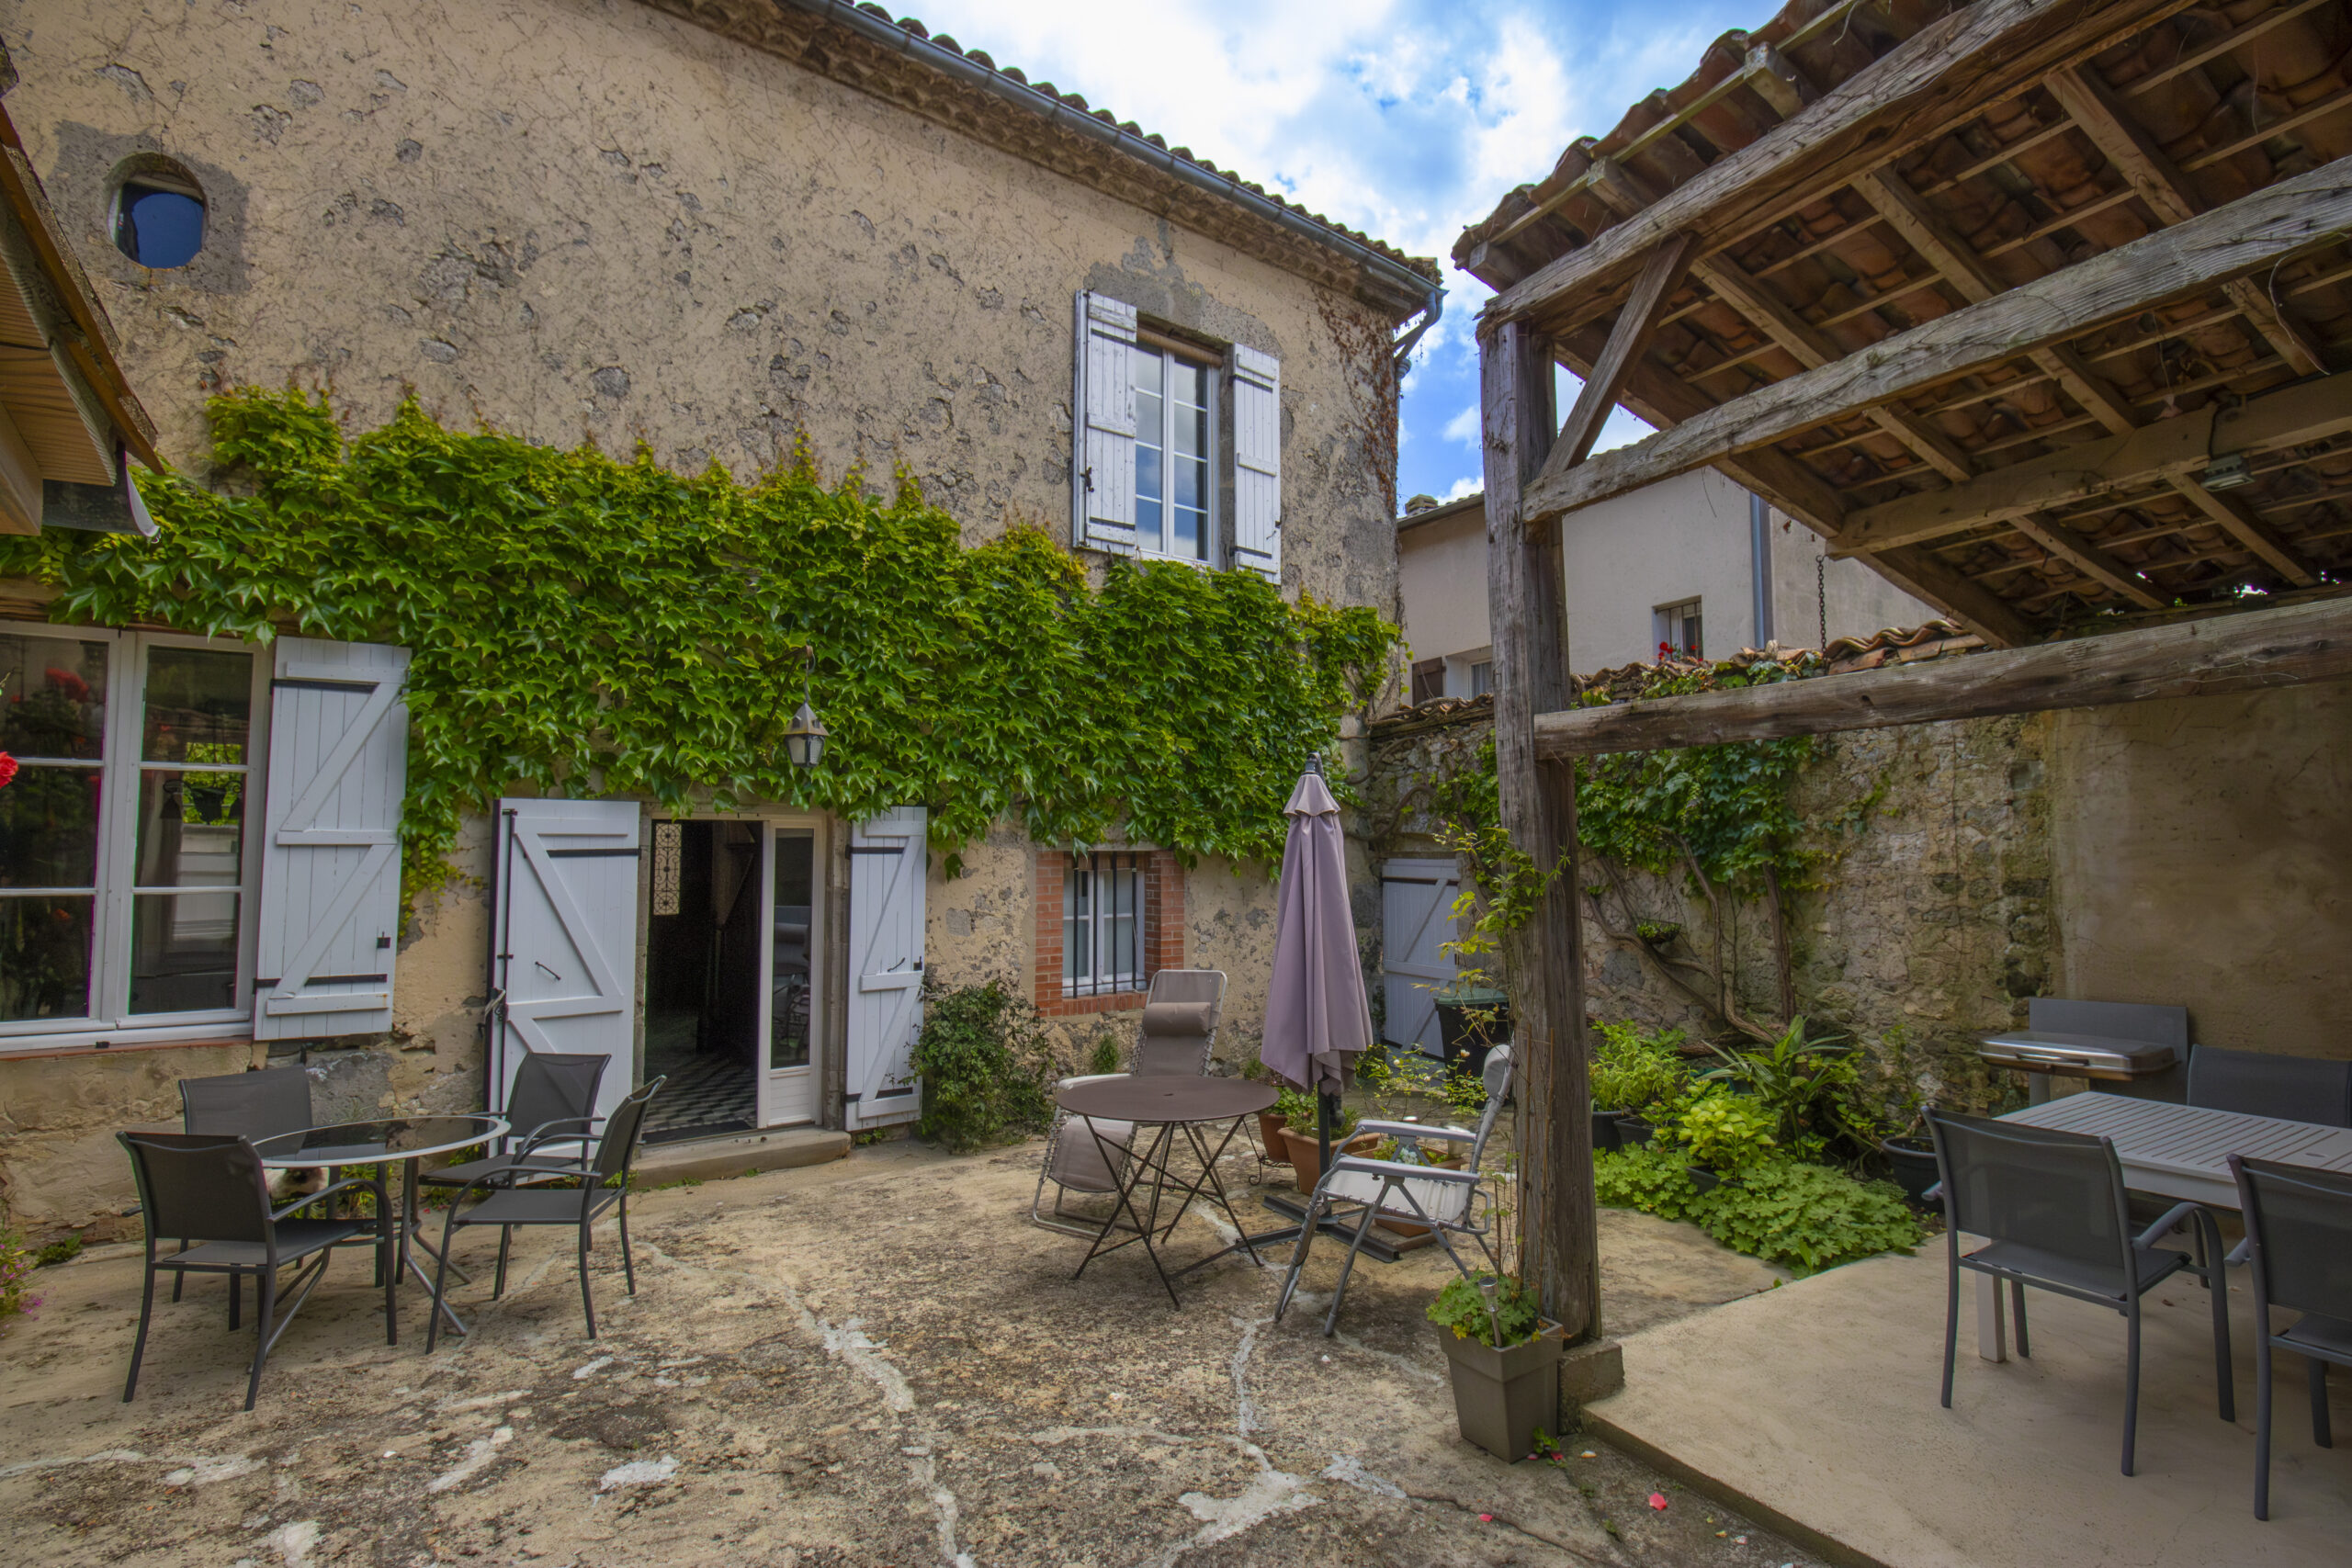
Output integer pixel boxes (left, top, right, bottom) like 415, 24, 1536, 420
253, 638, 410, 1041
1072, 291, 1137, 555
1229, 344, 1282, 581
845, 807, 926, 1129
492, 799, 642, 1120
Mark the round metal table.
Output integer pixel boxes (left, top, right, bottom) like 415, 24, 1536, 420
254, 1114, 506, 1336
1057, 1077, 1276, 1305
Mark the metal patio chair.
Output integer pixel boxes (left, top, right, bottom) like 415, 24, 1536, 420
1927, 1109, 2233, 1475
2227, 1153, 2352, 1520
175, 1065, 322, 1305
424, 1077, 664, 1348
1031, 969, 1227, 1238
116, 1131, 392, 1411
1275, 1043, 1514, 1336
419, 1052, 612, 1193
2189, 1045, 2352, 1128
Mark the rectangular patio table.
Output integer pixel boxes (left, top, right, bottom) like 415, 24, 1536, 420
1971, 1093, 2352, 1360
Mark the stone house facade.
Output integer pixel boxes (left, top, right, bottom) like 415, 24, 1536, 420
0, 0, 1437, 1237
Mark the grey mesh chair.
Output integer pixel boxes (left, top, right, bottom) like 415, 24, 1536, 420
2228, 1153, 2352, 1520
1031, 970, 1227, 1237
1276, 1043, 1514, 1336
424, 1077, 664, 1348
1928, 1109, 2233, 1475
2189, 1046, 2352, 1127
421, 1052, 611, 1192
176, 1066, 321, 1305
117, 1132, 391, 1411
179, 1065, 313, 1138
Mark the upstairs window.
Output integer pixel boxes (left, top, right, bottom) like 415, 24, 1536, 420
111, 165, 207, 270
1655, 599, 1703, 661
1132, 344, 1213, 562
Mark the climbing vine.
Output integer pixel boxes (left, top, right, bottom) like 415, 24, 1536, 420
1428, 654, 1882, 1040
0, 389, 1399, 901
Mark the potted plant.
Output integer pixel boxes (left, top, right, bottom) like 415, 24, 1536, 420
1589, 1021, 1688, 1156
1426, 1271, 1562, 1461
1244, 1059, 1290, 1161
1672, 1089, 1777, 1194
1277, 1092, 1372, 1192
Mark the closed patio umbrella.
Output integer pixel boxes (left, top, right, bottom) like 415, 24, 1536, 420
1260, 756, 1374, 1171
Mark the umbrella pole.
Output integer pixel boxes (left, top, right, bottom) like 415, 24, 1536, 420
1317, 1090, 1335, 1174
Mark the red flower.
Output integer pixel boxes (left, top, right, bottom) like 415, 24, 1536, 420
0, 751, 17, 790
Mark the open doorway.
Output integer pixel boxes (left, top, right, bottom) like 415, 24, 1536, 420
644, 821, 762, 1141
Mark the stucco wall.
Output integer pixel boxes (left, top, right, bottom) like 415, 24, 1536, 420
1763, 511, 1945, 654
0, 0, 1405, 1237
1397, 503, 1489, 674
2049, 677, 2352, 1061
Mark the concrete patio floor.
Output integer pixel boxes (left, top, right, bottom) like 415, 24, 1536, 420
1587, 1243, 2352, 1568
0, 1137, 1818, 1568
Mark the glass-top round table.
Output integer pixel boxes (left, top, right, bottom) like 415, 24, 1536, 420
254, 1115, 507, 1336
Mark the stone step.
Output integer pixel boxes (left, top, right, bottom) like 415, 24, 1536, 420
633, 1123, 851, 1185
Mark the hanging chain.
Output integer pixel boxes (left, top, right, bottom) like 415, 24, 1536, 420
1816, 552, 1828, 653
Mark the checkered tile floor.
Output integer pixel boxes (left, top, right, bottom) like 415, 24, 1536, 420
643, 1046, 755, 1142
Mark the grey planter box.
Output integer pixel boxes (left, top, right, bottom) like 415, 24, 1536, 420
1435, 1320, 1565, 1461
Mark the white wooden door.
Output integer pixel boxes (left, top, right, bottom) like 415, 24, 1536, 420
844, 807, 925, 1130
1381, 858, 1461, 1057
493, 799, 641, 1120
758, 822, 822, 1128
252, 639, 409, 1041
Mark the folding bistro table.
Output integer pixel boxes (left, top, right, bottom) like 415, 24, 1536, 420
1981, 1093, 2352, 1359
252, 1114, 506, 1335
1058, 1077, 1275, 1306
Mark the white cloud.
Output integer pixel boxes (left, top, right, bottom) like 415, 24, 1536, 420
1442, 474, 1482, 501
1442, 401, 1480, 446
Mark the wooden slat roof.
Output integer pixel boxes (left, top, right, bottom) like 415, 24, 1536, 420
1456, 0, 2352, 637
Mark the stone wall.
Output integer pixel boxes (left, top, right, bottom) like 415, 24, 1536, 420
1362, 673, 2352, 1115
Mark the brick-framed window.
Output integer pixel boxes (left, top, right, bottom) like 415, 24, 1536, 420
1034, 848, 1184, 1017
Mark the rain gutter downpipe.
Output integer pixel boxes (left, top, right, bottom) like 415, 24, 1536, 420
779, 0, 1443, 364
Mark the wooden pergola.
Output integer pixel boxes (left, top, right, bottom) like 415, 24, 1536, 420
1461, 0, 2352, 1363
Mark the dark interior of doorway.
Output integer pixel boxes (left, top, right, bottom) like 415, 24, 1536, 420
643, 820, 760, 1143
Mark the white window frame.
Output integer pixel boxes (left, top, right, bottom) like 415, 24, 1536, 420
1062, 849, 1148, 998
1655, 598, 1703, 661
0, 624, 268, 1055
1130, 337, 1219, 566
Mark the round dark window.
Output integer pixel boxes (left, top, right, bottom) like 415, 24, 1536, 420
111, 170, 206, 269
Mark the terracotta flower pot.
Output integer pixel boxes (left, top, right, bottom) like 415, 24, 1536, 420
1436, 1318, 1566, 1461
1279, 1125, 1376, 1193
1256, 1111, 1291, 1160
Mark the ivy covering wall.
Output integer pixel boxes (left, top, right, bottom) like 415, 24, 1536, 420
0, 390, 1398, 897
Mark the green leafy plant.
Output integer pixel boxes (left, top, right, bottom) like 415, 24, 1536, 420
1594, 1144, 1921, 1273
909, 981, 1056, 1154
33, 1234, 83, 1269
1673, 1089, 1778, 1173
0, 1216, 35, 1320
1589, 1020, 1688, 1113
0, 390, 1400, 903
1085, 1034, 1122, 1077
1274, 1087, 1358, 1138
1426, 1269, 1543, 1347
1700, 1016, 1872, 1160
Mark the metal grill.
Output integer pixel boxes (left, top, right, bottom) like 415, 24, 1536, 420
1064, 851, 1145, 997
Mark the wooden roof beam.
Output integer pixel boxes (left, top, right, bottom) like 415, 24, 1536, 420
1542, 231, 1695, 480
1483, 0, 2202, 333
1832, 371, 2352, 553
1519, 154, 2352, 527
1532, 594, 2352, 757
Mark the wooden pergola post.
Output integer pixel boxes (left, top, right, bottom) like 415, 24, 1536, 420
1478, 318, 1600, 1357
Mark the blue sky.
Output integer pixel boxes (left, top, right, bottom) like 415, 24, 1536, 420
913, 0, 1763, 505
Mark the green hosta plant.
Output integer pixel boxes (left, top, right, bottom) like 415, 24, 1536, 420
1674, 1089, 1778, 1172
1594, 1145, 1921, 1274
1427, 1270, 1543, 1348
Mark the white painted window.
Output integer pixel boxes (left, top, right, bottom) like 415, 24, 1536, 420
1064, 850, 1145, 996
1132, 343, 1215, 562
0, 626, 267, 1047
1655, 598, 1703, 660
1469, 660, 1494, 697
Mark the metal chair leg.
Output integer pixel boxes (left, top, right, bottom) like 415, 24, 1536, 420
2312, 1359, 2334, 1450
2206, 1216, 2235, 1424
577, 1223, 598, 1338
228, 1269, 241, 1331
1274, 1190, 1326, 1323
493, 1227, 513, 1298
2122, 1305, 2143, 1477
1320, 1185, 1387, 1337
2011, 1280, 2030, 1359
1940, 1260, 1960, 1410
2256, 1327, 2275, 1519
425, 1209, 461, 1354
244, 1269, 277, 1412
617, 1196, 637, 1295
124, 1258, 159, 1404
